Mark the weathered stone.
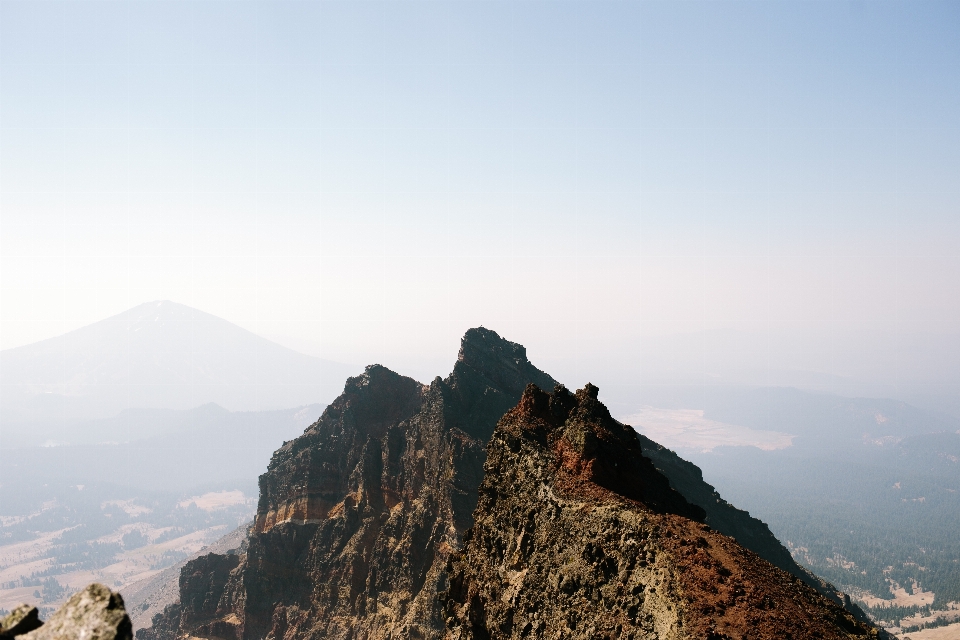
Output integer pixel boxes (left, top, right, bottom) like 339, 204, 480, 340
139, 328, 555, 640
137, 328, 884, 640
443, 384, 879, 640
20, 584, 131, 640
0, 604, 42, 637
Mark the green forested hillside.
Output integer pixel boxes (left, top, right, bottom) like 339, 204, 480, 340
696, 430, 960, 628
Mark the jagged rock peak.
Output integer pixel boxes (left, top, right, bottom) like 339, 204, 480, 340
458, 327, 527, 366
299, 363, 425, 438
254, 363, 424, 534
444, 387, 878, 640
504, 383, 705, 522
454, 328, 553, 392
141, 328, 561, 640
136, 332, 882, 640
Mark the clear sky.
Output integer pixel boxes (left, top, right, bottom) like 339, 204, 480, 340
2, 1, 959, 403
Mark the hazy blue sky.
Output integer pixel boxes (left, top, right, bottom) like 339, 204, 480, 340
2, 1, 959, 399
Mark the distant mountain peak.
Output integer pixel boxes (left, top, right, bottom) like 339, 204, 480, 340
109, 300, 225, 327
0, 302, 357, 425
458, 326, 528, 367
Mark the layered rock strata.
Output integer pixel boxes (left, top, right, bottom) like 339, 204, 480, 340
443, 384, 879, 640
140, 328, 555, 640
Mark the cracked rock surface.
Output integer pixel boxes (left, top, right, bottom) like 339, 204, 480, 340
443, 384, 880, 640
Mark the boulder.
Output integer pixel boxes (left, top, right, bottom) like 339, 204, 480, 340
20, 584, 131, 640
0, 604, 42, 637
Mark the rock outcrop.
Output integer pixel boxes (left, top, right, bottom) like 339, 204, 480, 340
443, 384, 879, 639
0, 605, 42, 637
7, 584, 132, 640
140, 328, 555, 640
137, 328, 880, 640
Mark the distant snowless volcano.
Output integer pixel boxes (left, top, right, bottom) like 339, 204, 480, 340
0, 301, 356, 426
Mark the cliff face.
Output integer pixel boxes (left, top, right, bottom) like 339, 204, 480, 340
140, 328, 555, 640
443, 384, 878, 640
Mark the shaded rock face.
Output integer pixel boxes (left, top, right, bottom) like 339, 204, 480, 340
122, 523, 250, 633
140, 328, 555, 640
0, 605, 42, 637
138, 328, 880, 640
141, 553, 244, 640
443, 384, 878, 640
20, 584, 132, 640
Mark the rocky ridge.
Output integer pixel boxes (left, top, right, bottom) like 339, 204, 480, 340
140, 328, 555, 640
137, 328, 880, 640
443, 384, 879, 639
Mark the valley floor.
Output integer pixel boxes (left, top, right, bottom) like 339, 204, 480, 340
897, 620, 960, 640
0, 488, 255, 617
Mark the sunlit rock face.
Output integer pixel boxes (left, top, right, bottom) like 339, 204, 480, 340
443, 384, 877, 640
139, 327, 555, 640
136, 328, 881, 640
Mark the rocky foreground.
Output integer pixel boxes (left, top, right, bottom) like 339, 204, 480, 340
137, 328, 883, 640
0, 584, 131, 640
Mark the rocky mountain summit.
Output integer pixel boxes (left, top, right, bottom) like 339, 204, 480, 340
137, 328, 880, 640
444, 384, 877, 639
140, 328, 555, 640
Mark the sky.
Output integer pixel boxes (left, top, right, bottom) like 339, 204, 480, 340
1, 0, 959, 406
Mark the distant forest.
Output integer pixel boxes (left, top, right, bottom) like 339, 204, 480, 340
702, 441, 960, 628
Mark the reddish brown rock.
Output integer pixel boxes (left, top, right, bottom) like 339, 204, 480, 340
137, 329, 882, 640
443, 384, 881, 640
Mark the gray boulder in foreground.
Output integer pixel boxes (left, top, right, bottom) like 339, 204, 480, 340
0, 604, 43, 636
18, 584, 132, 640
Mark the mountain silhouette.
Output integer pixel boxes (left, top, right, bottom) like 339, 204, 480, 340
0, 301, 356, 438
